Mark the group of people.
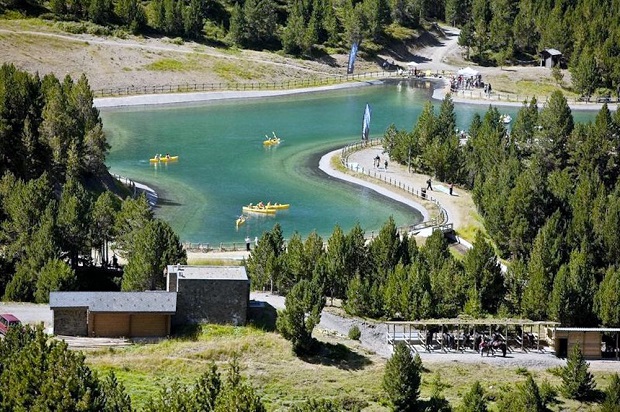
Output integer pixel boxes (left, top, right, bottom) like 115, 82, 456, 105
374, 155, 388, 169
245, 236, 258, 251
422, 330, 507, 357
425, 178, 454, 195
483, 82, 492, 96
449, 74, 488, 94
154, 153, 171, 161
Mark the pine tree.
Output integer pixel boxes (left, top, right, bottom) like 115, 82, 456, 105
560, 344, 596, 401
595, 266, 620, 327
536, 91, 574, 171
462, 231, 504, 313
496, 374, 545, 412
458, 381, 487, 412
382, 342, 422, 411
121, 219, 186, 291
276, 279, 325, 355
601, 373, 620, 412
369, 216, 401, 279
570, 52, 599, 101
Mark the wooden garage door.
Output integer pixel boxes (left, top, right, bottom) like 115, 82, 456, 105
93, 314, 130, 337
130, 314, 168, 337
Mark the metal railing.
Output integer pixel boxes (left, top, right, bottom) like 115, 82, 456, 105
453, 88, 549, 104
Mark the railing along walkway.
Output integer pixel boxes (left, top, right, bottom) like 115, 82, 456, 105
340, 139, 448, 231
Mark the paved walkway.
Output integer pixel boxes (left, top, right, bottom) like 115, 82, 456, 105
319, 145, 476, 237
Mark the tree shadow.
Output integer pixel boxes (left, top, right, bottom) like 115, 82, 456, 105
156, 197, 183, 207
247, 300, 277, 332
313, 49, 339, 67
172, 323, 203, 341
299, 340, 373, 370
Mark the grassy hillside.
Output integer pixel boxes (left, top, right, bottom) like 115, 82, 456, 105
85, 324, 617, 411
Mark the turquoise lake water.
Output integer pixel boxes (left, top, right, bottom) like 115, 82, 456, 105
101, 80, 596, 244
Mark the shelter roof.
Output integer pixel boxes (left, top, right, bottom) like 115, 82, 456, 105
49, 291, 177, 313
386, 318, 559, 326
542, 48, 562, 56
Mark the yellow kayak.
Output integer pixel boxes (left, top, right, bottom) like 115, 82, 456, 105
263, 132, 281, 146
243, 205, 276, 215
236, 216, 247, 227
150, 155, 179, 162
265, 202, 289, 210
263, 138, 280, 146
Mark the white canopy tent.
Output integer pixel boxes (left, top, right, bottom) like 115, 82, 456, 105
406, 61, 419, 67
457, 67, 479, 76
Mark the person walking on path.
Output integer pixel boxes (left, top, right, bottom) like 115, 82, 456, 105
449, 182, 453, 195
245, 236, 251, 251
384, 160, 388, 170
426, 178, 433, 190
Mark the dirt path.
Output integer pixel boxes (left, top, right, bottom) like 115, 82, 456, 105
415, 25, 462, 70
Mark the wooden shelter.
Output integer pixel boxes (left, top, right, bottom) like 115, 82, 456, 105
386, 318, 559, 354
540, 49, 563, 68
554, 327, 620, 360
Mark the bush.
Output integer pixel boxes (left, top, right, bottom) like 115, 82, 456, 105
348, 325, 361, 340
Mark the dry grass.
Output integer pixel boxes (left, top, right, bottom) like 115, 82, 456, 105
85, 324, 618, 411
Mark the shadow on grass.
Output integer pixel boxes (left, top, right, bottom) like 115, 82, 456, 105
173, 323, 203, 341
248, 301, 277, 332
299, 340, 372, 371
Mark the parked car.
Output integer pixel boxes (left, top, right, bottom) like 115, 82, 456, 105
0, 313, 21, 335
597, 96, 612, 103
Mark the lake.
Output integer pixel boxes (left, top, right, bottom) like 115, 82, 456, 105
101, 79, 595, 244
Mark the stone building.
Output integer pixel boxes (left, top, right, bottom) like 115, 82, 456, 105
166, 265, 249, 326
49, 265, 249, 338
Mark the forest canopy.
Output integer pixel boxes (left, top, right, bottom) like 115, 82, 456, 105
0, 64, 186, 302
2, 0, 620, 95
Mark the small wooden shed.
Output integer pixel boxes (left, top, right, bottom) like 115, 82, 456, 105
540, 49, 563, 68
50, 291, 176, 338
554, 327, 620, 360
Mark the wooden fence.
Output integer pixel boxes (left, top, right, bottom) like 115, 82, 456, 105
94, 71, 391, 97
340, 139, 448, 231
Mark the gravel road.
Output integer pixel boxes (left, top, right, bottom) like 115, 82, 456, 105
4, 295, 619, 372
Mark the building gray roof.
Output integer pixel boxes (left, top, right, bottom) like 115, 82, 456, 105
556, 327, 620, 332
167, 265, 248, 281
49, 291, 177, 313
542, 48, 562, 56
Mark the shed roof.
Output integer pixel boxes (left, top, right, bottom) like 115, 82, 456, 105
556, 327, 620, 333
542, 48, 562, 56
167, 265, 248, 281
49, 291, 177, 313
